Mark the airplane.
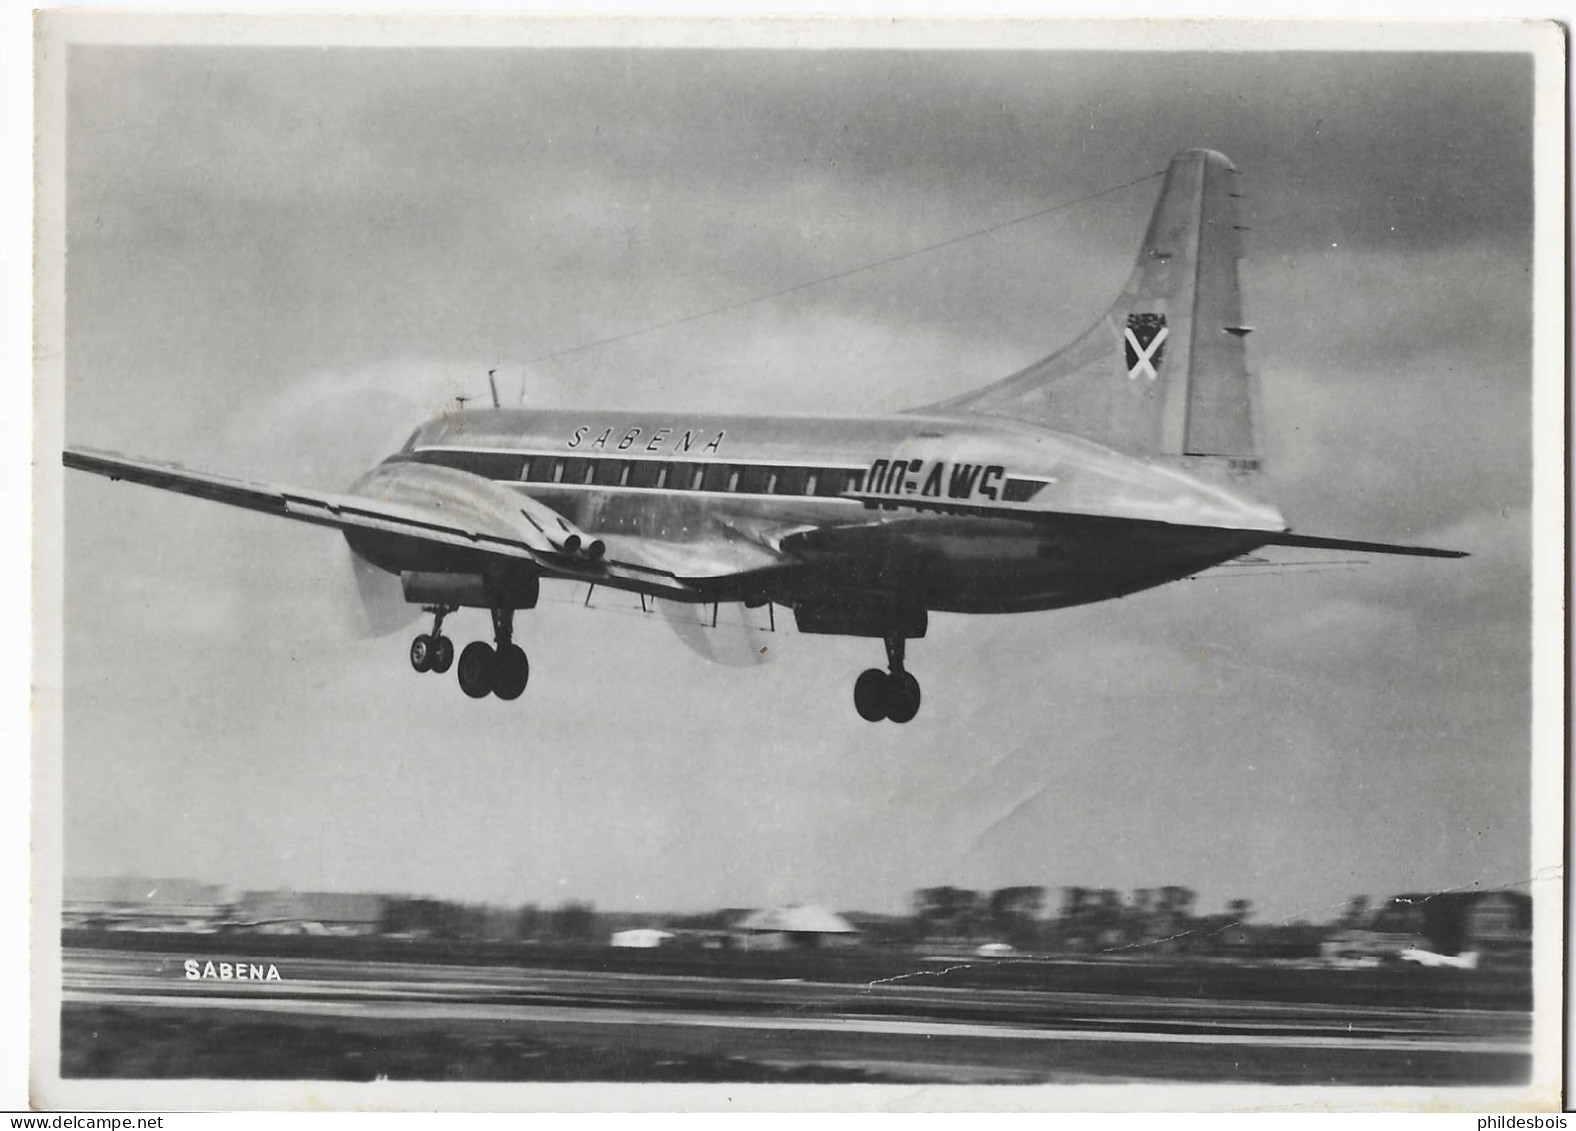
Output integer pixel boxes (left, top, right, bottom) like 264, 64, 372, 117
64, 148, 1465, 723
1397, 947, 1481, 970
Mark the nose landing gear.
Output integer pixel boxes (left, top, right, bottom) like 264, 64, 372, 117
854, 635, 922, 723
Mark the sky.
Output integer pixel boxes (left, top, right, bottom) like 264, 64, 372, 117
54, 39, 1543, 923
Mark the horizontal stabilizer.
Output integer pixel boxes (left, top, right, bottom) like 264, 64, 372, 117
1262, 532, 1467, 559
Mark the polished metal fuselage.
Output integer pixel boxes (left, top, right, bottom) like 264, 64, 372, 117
351, 407, 1285, 615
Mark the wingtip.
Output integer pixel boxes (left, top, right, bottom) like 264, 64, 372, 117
1172, 147, 1237, 172
1266, 531, 1471, 559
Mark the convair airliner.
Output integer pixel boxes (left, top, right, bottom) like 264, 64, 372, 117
65, 149, 1463, 722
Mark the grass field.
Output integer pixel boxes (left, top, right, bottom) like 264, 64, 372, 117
61, 1004, 903, 1082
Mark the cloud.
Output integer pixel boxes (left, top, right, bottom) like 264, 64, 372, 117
58, 44, 1538, 918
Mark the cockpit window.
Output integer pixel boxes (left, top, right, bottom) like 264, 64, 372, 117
400, 428, 423, 453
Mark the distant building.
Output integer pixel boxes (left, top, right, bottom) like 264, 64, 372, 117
64, 876, 231, 932
1217, 923, 1331, 960
1321, 891, 1531, 965
1377, 890, 1531, 959
609, 928, 675, 949
839, 911, 916, 947
1321, 928, 1423, 962
237, 890, 387, 936
732, 905, 860, 951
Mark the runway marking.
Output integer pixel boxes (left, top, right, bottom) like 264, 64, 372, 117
66, 981, 1517, 1039
62, 990, 1529, 1056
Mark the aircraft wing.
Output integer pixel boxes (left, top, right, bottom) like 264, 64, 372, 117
62, 446, 707, 597
595, 530, 789, 583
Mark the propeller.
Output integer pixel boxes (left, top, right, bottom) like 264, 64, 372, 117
659, 599, 781, 667
337, 542, 423, 638
220, 364, 484, 642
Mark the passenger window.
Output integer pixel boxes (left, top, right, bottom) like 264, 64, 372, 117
701, 464, 736, 492
527, 457, 557, 483
455, 451, 520, 479
655, 465, 672, 489
805, 471, 820, 496
737, 466, 773, 494
776, 467, 807, 495
815, 469, 850, 497
562, 458, 590, 484
666, 461, 698, 490
551, 459, 565, 483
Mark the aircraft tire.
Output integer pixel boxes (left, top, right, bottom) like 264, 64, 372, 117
493, 644, 529, 701
457, 641, 495, 699
854, 668, 889, 722
886, 673, 921, 724
430, 636, 454, 674
409, 634, 434, 673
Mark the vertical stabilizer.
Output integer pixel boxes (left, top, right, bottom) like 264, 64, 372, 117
925, 149, 1258, 461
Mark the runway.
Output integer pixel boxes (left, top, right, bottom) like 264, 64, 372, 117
61, 947, 1532, 1084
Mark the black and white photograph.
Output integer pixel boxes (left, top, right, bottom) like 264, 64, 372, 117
28, 12, 1563, 1112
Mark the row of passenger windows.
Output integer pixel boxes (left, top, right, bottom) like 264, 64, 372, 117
409, 450, 866, 498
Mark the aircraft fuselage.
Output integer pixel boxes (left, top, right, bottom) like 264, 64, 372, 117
354, 407, 1284, 616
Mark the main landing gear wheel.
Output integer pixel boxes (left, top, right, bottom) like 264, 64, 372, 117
854, 669, 889, 722
429, 635, 454, 674
852, 635, 922, 723
452, 606, 530, 701
457, 641, 495, 699
411, 606, 456, 675
886, 672, 921, 724
410, 634, 434, 673
492, 644, 529, 701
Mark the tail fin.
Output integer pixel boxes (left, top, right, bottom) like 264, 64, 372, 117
926, 148, 1258, 462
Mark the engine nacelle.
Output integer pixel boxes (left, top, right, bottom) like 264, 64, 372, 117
401, 570, 540, 610
517, 495, 605, 561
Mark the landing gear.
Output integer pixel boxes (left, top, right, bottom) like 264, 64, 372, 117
410, 635, 433, 672
430, 635, 454, 674
853, 636, 922, 723
457, 641, 495, 699
449, 607, 531, 701
410, 607, 456, 674
886, 671, 922, 724
492, 645, 529, 701
854, 669, 889, 721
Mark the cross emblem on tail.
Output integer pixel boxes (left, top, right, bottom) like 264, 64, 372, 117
1124, 312, 1169, 380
